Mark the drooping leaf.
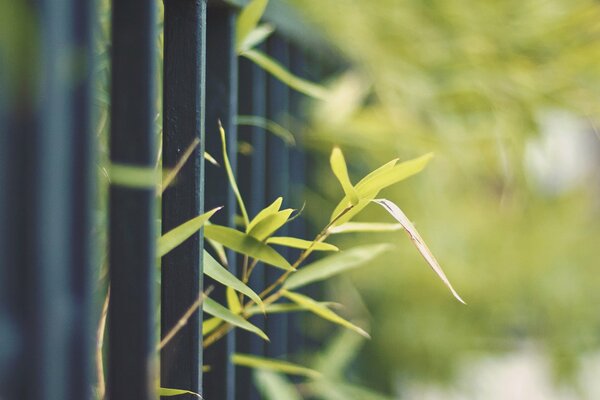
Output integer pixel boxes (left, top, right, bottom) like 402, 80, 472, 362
372, 198, 466, 304
247, 209, 294, 241
266, 236, 339, 252
109, 163, 157, 189
237, 23, 275, 53
254, 370, 303, 400
237, 115, 296, 146
203, 297, 269, 341
328, 222, 404, 234
247, 197, 283, 233
202, 317, 222, 336
284, 244, 392, 290
218, 121, 250, 227
204, 250, 263, 309
158, 387, 202, 398
330, 147, 359, 205
233, 353, 322, 379
204, 225, 293, 271
227, 287, 243, 314
241, 49, 329, 100
157, 207, 222, 258
236, 0, 269, 51
281, 290, 370, 338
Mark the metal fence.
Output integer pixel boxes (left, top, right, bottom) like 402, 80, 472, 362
0, 1, 324, 399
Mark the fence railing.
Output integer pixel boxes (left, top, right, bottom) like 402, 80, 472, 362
0, 0, 324, 399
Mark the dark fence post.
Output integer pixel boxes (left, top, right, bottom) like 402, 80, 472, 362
109, 1, 157, 399
204, 3, 238, 400
161, 1, 206, 398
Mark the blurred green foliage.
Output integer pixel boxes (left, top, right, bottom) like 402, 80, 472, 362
285, 0, 600, 393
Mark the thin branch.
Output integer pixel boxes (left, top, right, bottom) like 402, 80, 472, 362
96, 286, 110, 400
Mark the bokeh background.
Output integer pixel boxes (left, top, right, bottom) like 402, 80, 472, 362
282, 0, 600, 398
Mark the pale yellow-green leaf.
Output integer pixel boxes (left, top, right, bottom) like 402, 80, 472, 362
281, 290, 370, 338
237, 23, 274, 53
236, 115, 296, 146
284, 244, 392, 290
372, 198, 465, 304
202, 317, 222, 336
245, 301, 341, 317
241, 49, 329, 100
204, 151, 220, 166
157, 207, 222, 258
233, 353, 322, 379
247, 209, 293, 241
109, 163, 157, 189
206, 235, 228, 266
204, 224, 293, 271
227, 287, 243, 314
266, 236, 339, 252
219, 121, 249, 227
158, 387, 201, 398
236, 0, 269, 51
254, 370, 303, 400
247, 197, 283, 233
328, 222, 403, 234
330, 147, 359, 205
203, 297, 269, 341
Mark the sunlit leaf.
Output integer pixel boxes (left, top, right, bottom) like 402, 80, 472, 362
204, 250, 263, 309
237, 115, 296, 146
204, 224, 293, 271
158, 387, 202, 398
245, 301, 341, 317
157, 207, 222, 258
282, 290, 370, 338
233, 353, 322, 378
254, 370, 303, 400
237, 23, 275, 53
236, 0, 269, 51
330, 147, 359, 205
203, 297, 269, 341
266, 236, 339, 252
204, 151, 220, 167
109, 163, 157, 189
372, 198, 465, 304
284, 244, 392, 290
328, 222, 403, 234
227, 287, 243, 314
202, 317, 222, 336
247, 209, 294, 241
241, 49, 329, 100
206, 235, 228, 266
247, 197, 283, 233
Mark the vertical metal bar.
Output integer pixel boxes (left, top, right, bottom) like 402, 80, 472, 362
204, 4, 238, 400
109, 1, 157, 399
237, 49, 267, 400
161, 1, 206, 398
265, 35, 291, 358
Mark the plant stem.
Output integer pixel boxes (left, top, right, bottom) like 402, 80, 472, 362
96, 287, 110, 400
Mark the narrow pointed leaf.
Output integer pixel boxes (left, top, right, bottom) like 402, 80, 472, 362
266, 236, 339, 252
247, 197, 283, 233
204, 250, 263, 309
237, 23, 274, 53
254, 370, 303, 400
233, 353, 322, 379
236, 115, 296, 146
219, 121, 249, 227
204, 224, 293, 271
247, 209, 293, 241
236, 0, 269, 50
158, 388, 202, 398
241, 49, 329, 100
202, 317, 222, 336
330, 147, 359, 205
284, 244, 392, 290
282, 290, 370, 338
157, 207, 222, 257
245, 301, 341, 317
203, 297, 269, 341
372, 199, 466, 304
328, 222, 403, 234
227, 287, 243, 314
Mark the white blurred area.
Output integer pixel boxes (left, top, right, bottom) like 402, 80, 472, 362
396, 346, 600, 400
524, 111, 599, 195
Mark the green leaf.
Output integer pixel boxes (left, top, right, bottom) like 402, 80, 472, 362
219, 121, 250, 227
247, 197, 283, 233
254, 370, 303, 400
283, 244, 392, 290
158, 387, 202, 398
233, 353, 322, 378
202, 317, 222, 336
227, 287, 243, 314
328, 222, 403, 234
204, 250, 263, 309
237, 115, 296, 146
237, 23, 275, 53
203, 297, 269, 341
241, 49, 329, 100
157, 207, 222, 258
372, 198, 466, 304
247, 209, 293, 241
204, 224, 293, 271
236, 0, 269, 51
266, 236, 339, 252
330, 147, 359, 205
109, 163, 157, 189
281, 290, 370, 338
204, 150, 220, 166
245, 301, 341, 317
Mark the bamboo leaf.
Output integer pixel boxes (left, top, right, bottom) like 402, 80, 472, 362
237, 23, 275, 53
203, 297, 269, 341
227, 287, 243, 314
203, 250, 263, 309
245, 301, 341, 317
284, 244, 392, 290
204, 224, 293, 271
236, 0, 269, 51
204, 151, 220, 167
233, 353, 322, 379
372, 198, 466, 304
157, 207, 222, 258
237, 115, 296, 146
241, 49, 329, 100
266, 236, 339, 252
282, 290, 370, 338
109, 163, 157, 189
330, 147, 359, 205
328, 222, 403, 234
254, 370, 303, 400
158, 387, 202, 398
247, 197, 283, 233
202, 317, 222, 336
247, 209, 294, 241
